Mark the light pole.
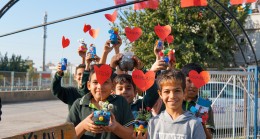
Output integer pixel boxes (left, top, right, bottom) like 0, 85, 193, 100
42, 12, 47, 71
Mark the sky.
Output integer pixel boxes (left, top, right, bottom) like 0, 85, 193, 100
0, 0, 129, 71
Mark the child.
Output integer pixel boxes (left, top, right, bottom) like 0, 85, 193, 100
67, 64, 134, 139
181, 63, 215, 139
51, 63, 86, 110
148, 70, 206, 139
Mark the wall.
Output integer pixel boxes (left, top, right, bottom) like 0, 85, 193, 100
0, 90, 57, 103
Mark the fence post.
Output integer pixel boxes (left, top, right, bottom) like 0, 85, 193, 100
253, 66, 259, 139
246, 69, 252, 139
39, 73, 42, 90
26, 72, 29, 90
11, 71, 14, 91
248, 65, 259, 139
18, 77, 20, 87
3, 77, 5, 87
232, 75, 236, 139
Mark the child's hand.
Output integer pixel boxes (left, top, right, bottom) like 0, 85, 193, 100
113, 36, 122, 54
102, 113, 118, 132
132, 55, 144, 70
132, 131, 148, 139
110, 53, 123, 68
83, 113, 103, 134
78, 49, 86, 58
94, 55, 101, 63
103, 40, 113, 54
153, 43, 160, 60
85, 53, 93, 65
56, 63, 63, 76
150, 59, 167, 72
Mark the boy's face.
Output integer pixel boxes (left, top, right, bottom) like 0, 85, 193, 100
114, 82, 135, 104
74, 68, 84, 87
158, 81, 184, 111
87, 73, 112, 101
185, 77, 199, 100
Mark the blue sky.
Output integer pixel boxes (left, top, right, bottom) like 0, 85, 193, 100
0, 0, 129, 70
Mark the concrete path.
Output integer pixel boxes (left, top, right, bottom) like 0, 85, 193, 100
0, 100, 68, 138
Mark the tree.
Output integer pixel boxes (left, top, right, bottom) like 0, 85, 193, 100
116, 0, 249, 69
0, 52, 30, 72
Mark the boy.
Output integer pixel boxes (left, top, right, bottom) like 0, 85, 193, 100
181, 63, 215, 139
52, 63, 86, 110
148, 70, 206, 139
52, 50, 100, 110
112, 74, 158, 116
67, 64, 134, 139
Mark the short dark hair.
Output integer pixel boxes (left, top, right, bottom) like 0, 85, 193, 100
75, 64, 86, 74
113, 74, 136, 91
156, 70, 186, 92
181, 63, 203, 77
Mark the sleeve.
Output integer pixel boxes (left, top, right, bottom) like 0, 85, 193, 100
147, 119, 153, 139
143, 81, 159, 108
121, 97, 134, 127
206, 106, 216, 133
193, 121, 206, 139
67, 99, 81, 126
78, 70, 90, 93
51, 72, 80, 105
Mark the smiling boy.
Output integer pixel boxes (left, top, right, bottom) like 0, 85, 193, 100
67, 64, 134, 139
147, 70, 206, 139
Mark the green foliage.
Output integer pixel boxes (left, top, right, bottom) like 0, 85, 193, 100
116, 0, 249, 69
0, 52, 30, 72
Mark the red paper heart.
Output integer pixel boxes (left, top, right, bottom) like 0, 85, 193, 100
114, 0, 126, 5
89, 28, 100, 39
83, 24, 91, 33
188, 70, 210, 88
166, 35, 174, 44
181, 0, 208, 8
134, 1, 148, 10
105, 10, 117, 23
125, 27, 142, 42
62, 36, 70, 48
154, 24, 171, 41
132, 70, 155, 92
230, 0, 256, 5
147, 0, 159, 9
94, 65, 112, 85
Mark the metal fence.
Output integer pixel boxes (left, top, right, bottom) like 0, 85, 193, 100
0, 71, 77, 91
199, 67, 260, 139
1, 67, 259, 138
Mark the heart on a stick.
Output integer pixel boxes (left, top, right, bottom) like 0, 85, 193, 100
125, 27, 142, 42
83, 24, 91, 33
105, 10, 118, 23
188, 70, 210, 88
62, 36, 70, 48
154, 24, 171, 41
94, 65, 112, 85
132, 70, 155, 92
89, 28, 100, 39
166, 35, 174, 44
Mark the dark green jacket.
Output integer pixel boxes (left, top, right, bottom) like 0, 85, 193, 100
67, 93, 134, 139
51, 72, 89, 110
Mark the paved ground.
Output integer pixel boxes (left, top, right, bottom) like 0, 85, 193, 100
0, 100, 68, 138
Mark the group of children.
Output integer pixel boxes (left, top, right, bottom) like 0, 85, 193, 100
51, 36, 215, 139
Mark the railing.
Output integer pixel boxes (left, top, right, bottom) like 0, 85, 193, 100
0, 71, 77, 91
199, 70, 260, 138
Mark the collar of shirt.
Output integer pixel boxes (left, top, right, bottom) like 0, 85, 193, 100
79, 93, 117, 107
